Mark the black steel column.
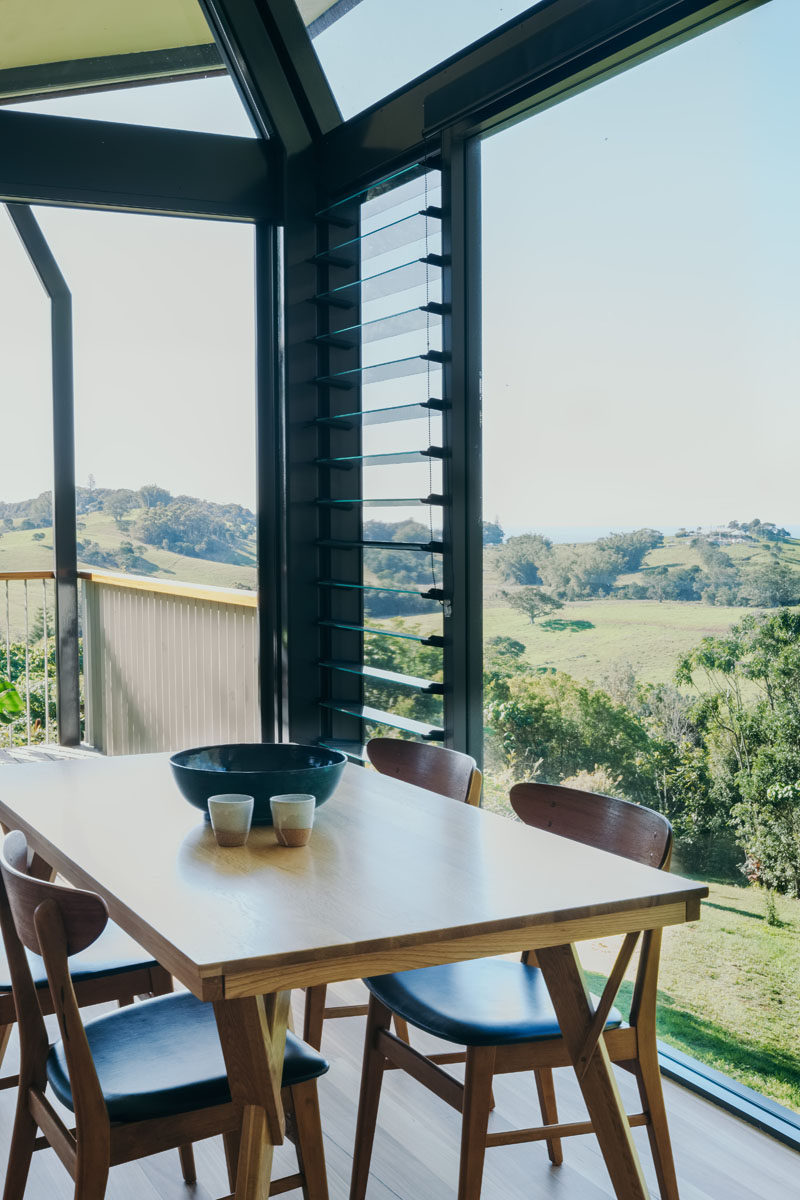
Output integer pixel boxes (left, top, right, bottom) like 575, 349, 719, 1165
255, 221, 288, 742
282, 148, 327, 744
6, 204, 81, 746
440, 132, 484, 765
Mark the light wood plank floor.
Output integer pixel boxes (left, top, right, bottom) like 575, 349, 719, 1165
0, 983, 795, 1200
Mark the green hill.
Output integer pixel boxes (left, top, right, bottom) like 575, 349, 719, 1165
0, 488, 256, 640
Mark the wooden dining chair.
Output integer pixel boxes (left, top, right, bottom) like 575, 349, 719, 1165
0, 830, 331, 1200
350, 781, 680, 1200
303, 738, 482, 1051
0, 839, 175, 1090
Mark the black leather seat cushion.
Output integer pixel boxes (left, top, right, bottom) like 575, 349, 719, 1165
365, 959, 623, 1047
47, 991, 329, 1122
0, 920, 159, 992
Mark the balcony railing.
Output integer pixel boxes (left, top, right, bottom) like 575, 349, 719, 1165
1, 569, 259, 756
1, 571, 56, 747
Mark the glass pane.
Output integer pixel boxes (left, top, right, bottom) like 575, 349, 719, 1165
304, 0, 543, 120
32, 207, 257, 591
481, 0, 800, 1114
6, 73, 255, 137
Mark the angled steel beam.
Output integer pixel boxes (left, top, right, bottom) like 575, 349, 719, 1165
0, 45, 224, 106
6, 204, 80, 746
0, 110, 280, 221
319, 0, 764, 194
198, 0, 341, 152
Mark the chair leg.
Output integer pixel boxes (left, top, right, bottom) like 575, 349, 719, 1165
0, 1023, 14, 1074
304, 985, 327, 1050
2, 1090, 38, 1200
349, 996, 393, 1200
178, 1143, 197, 1184
223, 1128, 241, 1194
392, 1014, 410, 1043
457, 1046, 496, 1200
533, 1067, 563, 1166
290, 1079, 329, 1200
73, 1151, 110, 1200
634, 1047, 680, 1200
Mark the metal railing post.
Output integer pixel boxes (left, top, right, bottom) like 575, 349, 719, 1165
6, 204, 81, 746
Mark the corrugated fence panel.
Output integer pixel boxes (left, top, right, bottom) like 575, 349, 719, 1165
82, 579, 259, 756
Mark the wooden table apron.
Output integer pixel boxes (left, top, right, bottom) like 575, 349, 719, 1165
0, 754, 707, 1200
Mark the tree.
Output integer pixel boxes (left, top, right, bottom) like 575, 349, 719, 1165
482, 520, 504, 545
138, 484, 172, 509
676, 609, 800, 893
500, 587, 563, 624
495, 534, 552, 585
105, 489, 138, 527
484, 669, 654, 802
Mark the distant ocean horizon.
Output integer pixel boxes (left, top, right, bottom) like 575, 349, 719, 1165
501, 523, 800, 544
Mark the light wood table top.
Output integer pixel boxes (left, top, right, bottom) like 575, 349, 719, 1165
0, 753, 706, 1001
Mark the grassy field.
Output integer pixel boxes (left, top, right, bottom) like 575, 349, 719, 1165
377, 598, 755, 689
483, 792, 800, 1112
583, 879, 800, 1112
0, 510, 256, 639
484, 598, 759, 685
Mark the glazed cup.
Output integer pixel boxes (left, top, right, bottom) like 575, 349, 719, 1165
269, 793, 316, 847
208, 793, 254, 847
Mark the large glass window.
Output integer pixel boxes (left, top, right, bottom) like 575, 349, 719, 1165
303, 0, 542, 120
481, 0, 800, 1112
32, 207, 256, 590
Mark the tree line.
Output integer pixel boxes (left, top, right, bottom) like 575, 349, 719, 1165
493, 527, 800, 608
1, 486, 256, 568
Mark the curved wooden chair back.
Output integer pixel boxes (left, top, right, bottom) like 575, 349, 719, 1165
0, 830, 110, 1144
367, 738, 482, 807
1, 829, 108, 956
509, 781, 672, 869
510, 780, 672, 1034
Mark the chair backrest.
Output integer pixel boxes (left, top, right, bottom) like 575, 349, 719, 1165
509, 781, 672, 1031
0, 831, 109, 1125
367, 738, 482, 807
509, 781, 671, 869
1, 830, 108, 957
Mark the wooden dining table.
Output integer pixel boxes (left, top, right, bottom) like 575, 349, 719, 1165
0, 752, 707, 1200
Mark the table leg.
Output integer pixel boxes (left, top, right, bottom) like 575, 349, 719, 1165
214, 990, 291, 1200
537, 943, 650, 1200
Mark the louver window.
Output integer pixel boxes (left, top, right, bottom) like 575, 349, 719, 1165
313, 160, 449, 761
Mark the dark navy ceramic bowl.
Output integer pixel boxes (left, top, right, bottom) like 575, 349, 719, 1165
169, 743, 347, 824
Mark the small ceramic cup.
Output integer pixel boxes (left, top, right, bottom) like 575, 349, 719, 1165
208, 793, 254, 847
270, 793, 316, 847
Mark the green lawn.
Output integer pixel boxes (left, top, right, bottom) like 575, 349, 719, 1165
585, 880, 800, 1113
484, 598, 758, 686
483, 791, 800, 1112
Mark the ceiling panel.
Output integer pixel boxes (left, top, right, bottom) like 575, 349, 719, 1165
0, 0, 347, 103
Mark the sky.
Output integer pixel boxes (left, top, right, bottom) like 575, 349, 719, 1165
480, 0, 800, 532
1, 0, 798, 532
